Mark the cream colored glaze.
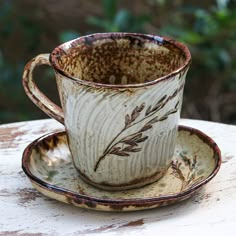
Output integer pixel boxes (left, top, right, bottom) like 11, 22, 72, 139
22, 33, 190, 190
56, 71, 186, 189
23, 127, 221, 211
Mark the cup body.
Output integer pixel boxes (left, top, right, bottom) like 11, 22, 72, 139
23, 33, 191, 190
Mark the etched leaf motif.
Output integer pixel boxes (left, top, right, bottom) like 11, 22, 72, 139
122, 146, 136, 152
114, 152, 130, 156
131, 109, 140, 122
151, 103, 163, 112
135, 136, 148, 143
137, 103, 145, 112
145, 105, 152, 116
159, 116, 168, 121
129, 148, 142, 152
130, 133, 142, 141
148, 117, 159, 124
157, 95, 167, 104
131, 103, 145, 122
122, 140, 138, 146
175, 101, 180, 109
109, 147, 121, 154
166, 108, 178, 116
152, 95, 167, 111
192, 155, 197, 169
172, 89, 178, 97
139, 124, 152, 132
171, 160, 185, 181
110, 147, 130, 156
123, 146, 141, 152
180, 152, 191, 166
94, 85, 183, 171
125, 114, 131, 126
171, 153, 199, 191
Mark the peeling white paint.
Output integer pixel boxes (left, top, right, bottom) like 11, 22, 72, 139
0, 119, 236, 235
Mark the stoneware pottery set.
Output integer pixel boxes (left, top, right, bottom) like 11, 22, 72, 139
22, 33, 221, 211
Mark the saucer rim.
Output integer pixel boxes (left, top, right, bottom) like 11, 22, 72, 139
22, 125, 221, 206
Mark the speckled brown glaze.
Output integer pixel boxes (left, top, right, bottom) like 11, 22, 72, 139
22, 125, 221, 212
22, 33, 191, 190
50, 34, 188, 86
22, 54, 64, 124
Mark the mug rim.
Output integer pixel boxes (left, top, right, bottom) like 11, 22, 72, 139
49, 32, 191, 88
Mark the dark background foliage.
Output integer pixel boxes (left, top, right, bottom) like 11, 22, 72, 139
0, 0, 236, 124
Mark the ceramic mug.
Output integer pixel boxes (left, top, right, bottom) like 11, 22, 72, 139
22, 33, 191, 190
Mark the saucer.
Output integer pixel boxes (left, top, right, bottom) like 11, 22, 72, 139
22, 125, 221, 211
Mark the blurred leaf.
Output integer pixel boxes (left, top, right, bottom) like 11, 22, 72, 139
102, 0, 117, 21
0, 0, 236, 124
216, 0, 229, 10
87, 16, 116, 31
178, 5, 202, 14
218, 49, 231, 66
215, 8, 230, 20
59, 31, 80, 43
179, 32, 203, 44
0, 50, 3, 67
0, 0, 14, 37
114, 9, 131, 31
0, 0, 12, 19
156, 0, 166, 6
87, 16, 107, 29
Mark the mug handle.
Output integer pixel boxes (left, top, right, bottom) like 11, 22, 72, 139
22, 53, 64, 124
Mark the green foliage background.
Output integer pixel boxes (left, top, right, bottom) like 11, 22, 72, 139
0, 0, 236, 124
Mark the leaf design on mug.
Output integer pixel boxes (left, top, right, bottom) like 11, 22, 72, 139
171, 153, 204, 191
125, 103, 145, 127
94, 84, 184, 172
145, 95, 167, 116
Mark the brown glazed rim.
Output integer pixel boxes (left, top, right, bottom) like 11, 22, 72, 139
22, 125, 221, 208
49, 32, 191, 89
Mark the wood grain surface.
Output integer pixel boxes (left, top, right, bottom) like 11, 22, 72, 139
0, 119, 235, 236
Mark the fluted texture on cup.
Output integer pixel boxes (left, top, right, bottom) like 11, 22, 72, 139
55, 71, 187, 189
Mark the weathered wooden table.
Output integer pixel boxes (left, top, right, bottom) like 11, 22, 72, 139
0, 119, 235, 235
